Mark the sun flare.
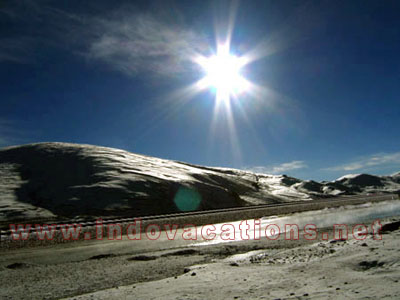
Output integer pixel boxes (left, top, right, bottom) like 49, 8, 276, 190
196, 44, 250, 103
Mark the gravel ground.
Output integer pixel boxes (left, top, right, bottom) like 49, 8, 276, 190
1, 215, 400, 299
63, 217, 400, 300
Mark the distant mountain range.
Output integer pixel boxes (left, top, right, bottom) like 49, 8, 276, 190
1, 143, 399, 222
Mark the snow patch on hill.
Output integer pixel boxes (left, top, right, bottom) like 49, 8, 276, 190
0, 143, 399, 222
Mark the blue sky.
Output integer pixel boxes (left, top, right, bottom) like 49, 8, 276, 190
1, 0, 399, 181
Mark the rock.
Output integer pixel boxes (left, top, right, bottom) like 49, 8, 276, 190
127, 255, 157, 261
6, 262, 31, 269
381, 221, 400, 233
359, 260, 385, 270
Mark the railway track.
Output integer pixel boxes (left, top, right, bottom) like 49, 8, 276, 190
1, 194, 398, 238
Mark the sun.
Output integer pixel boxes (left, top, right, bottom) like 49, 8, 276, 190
196, 44, 250, 103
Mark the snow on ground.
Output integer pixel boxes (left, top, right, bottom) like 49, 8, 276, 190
2, 201, 400, 299
64, 218, 400, 300
336, 174, 361, 181
0, 142, 399, 222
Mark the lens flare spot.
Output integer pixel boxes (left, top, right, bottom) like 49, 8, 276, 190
173, 187, 202, 212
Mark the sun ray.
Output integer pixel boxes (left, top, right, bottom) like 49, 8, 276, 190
159, 4, 283, 164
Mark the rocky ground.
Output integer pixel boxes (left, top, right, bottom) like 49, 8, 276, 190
63, 218, 400, 300
1, 215, 399, 299
1, 142, 400, 299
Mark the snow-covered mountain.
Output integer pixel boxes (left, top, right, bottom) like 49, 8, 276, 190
0, 143, 399, 222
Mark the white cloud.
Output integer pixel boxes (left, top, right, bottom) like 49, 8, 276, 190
325, 152, 400, 172
87, 12, 209, 77
1, 3, 208, 76
247, 160, 307, 175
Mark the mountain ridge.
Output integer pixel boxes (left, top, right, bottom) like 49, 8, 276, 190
1, 142, 399, 222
